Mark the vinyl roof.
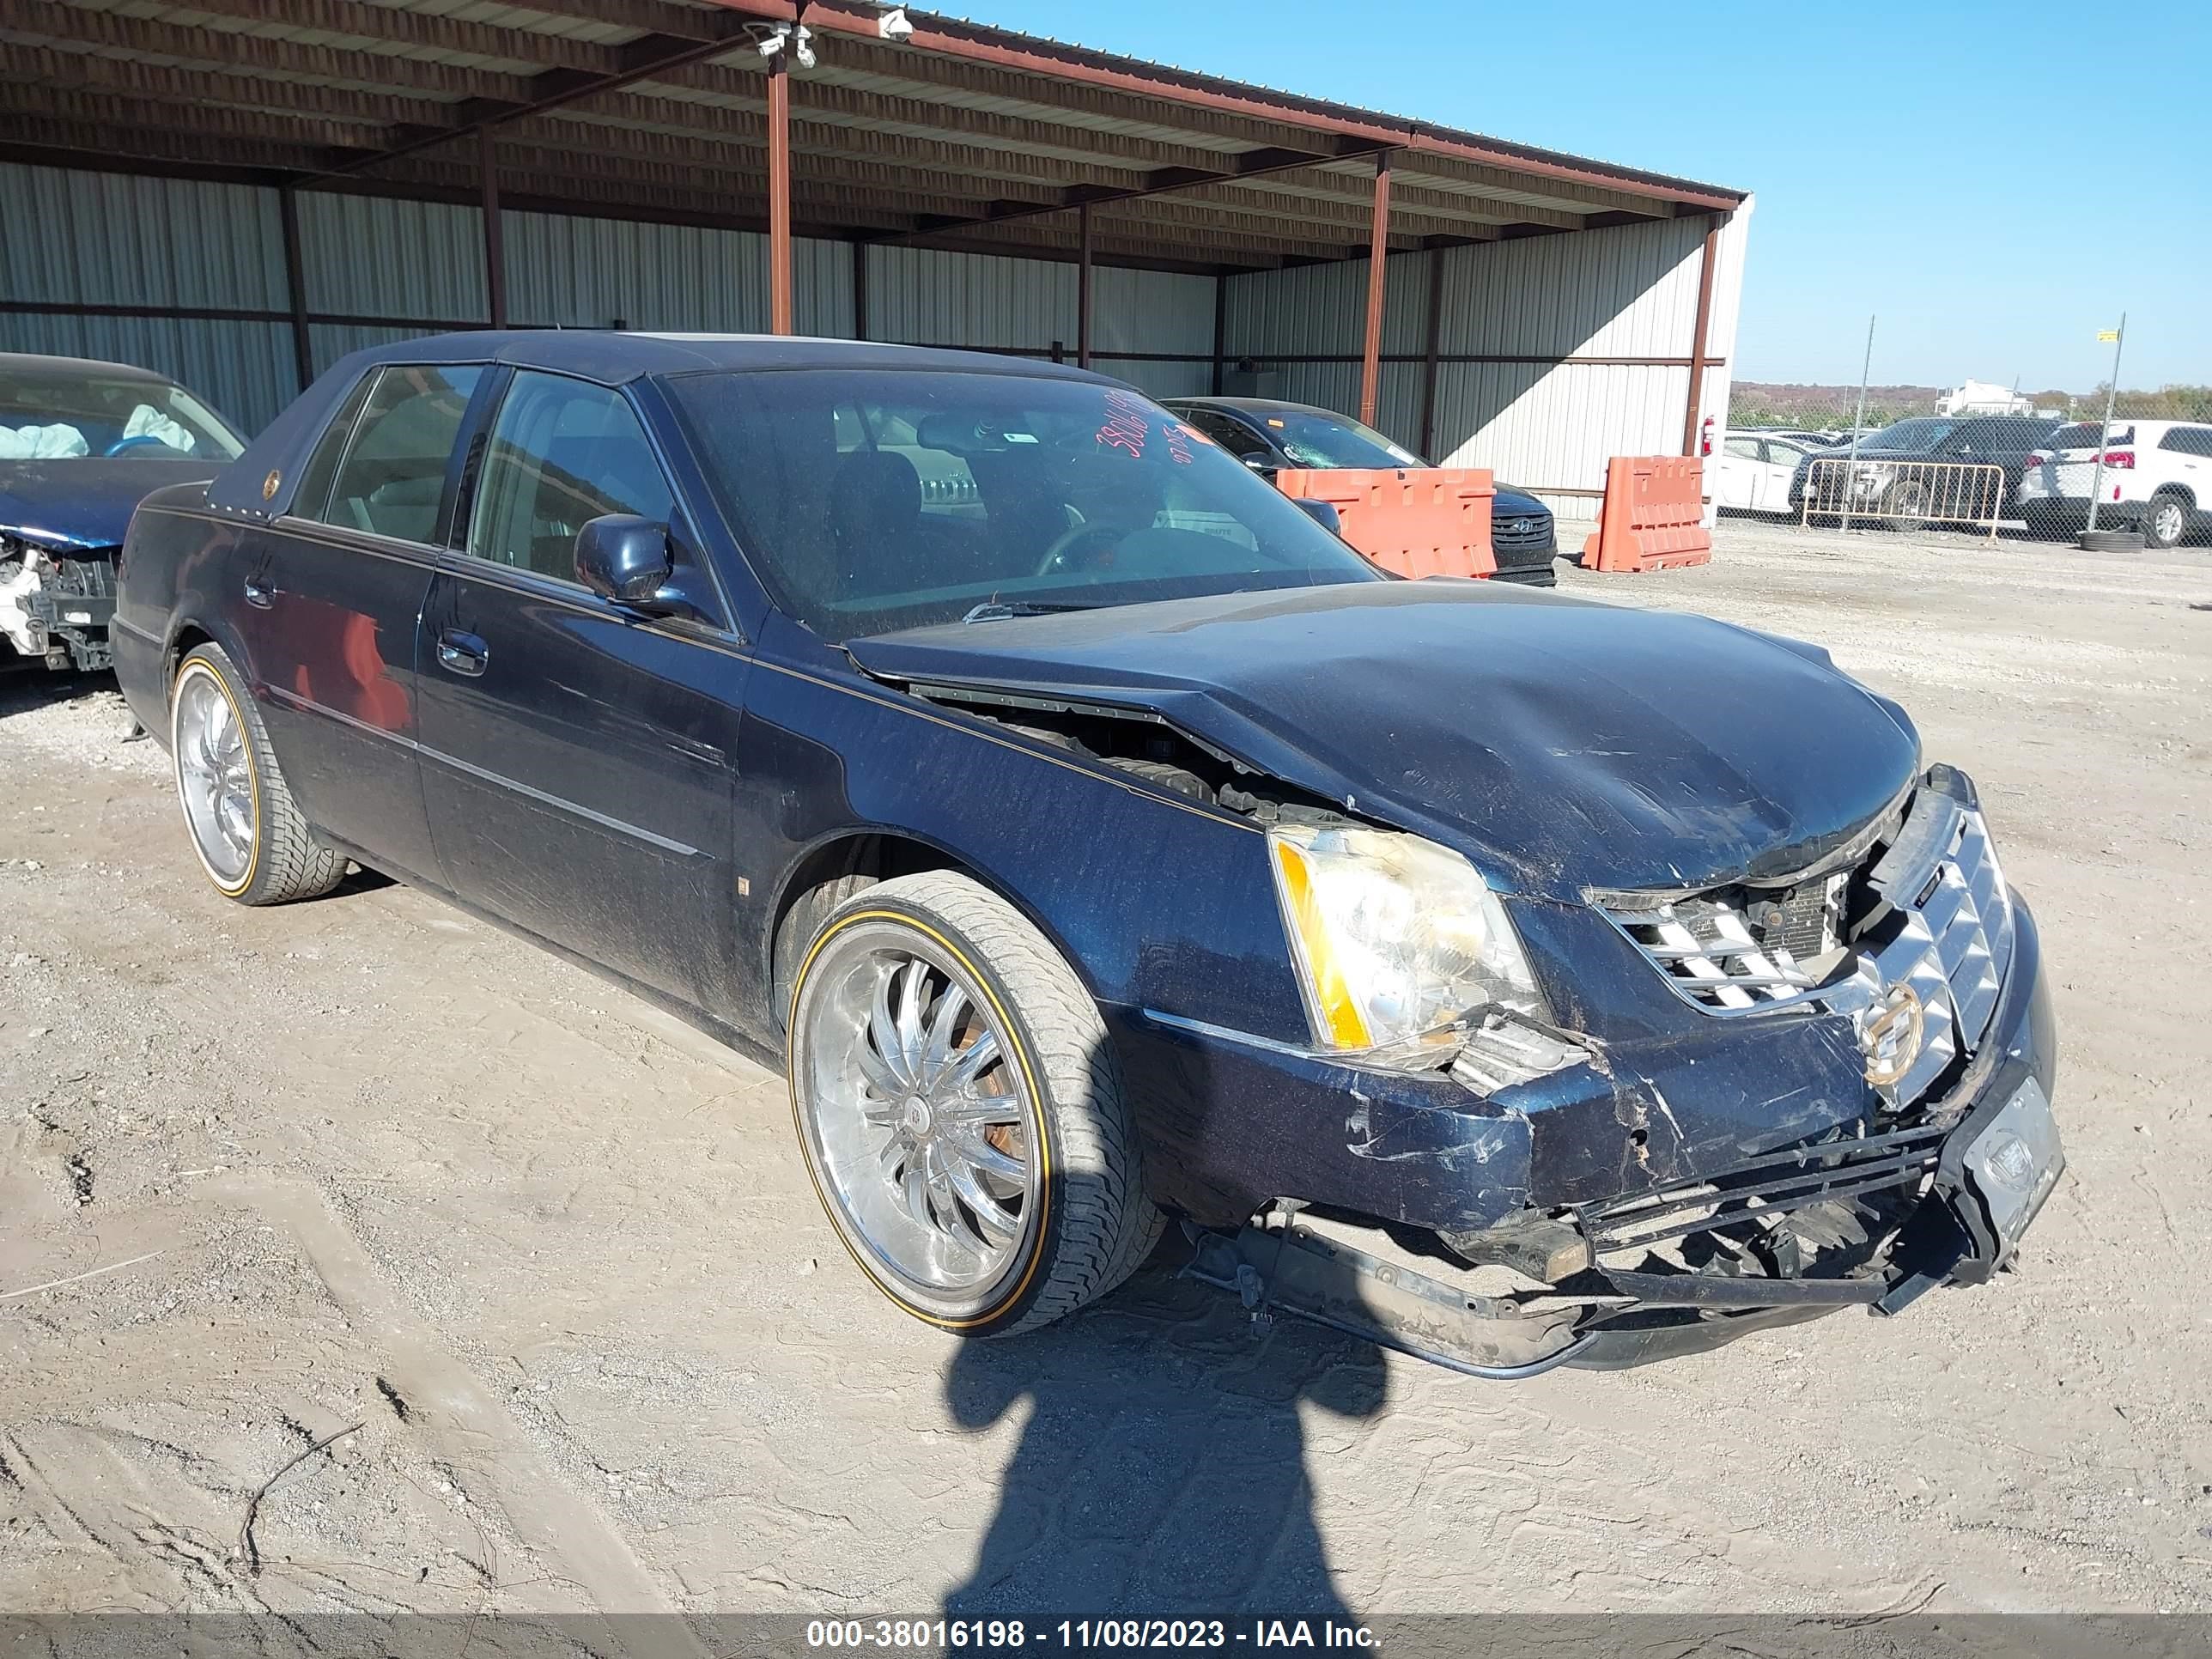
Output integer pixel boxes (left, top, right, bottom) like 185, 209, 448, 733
0, 0, 1747, 274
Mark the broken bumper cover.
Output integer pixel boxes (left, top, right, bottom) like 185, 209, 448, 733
1152, 898, 2057, 1374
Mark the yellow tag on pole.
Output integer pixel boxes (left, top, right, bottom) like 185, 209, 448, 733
2096, 329, 2120, 342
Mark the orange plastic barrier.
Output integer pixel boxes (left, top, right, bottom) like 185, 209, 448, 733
1580, 456, 1712, 573
1275, 466, 1496, 580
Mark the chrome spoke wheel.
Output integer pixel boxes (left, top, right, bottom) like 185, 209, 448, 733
174, 667, 254, 886
796, 924, 1040, 1314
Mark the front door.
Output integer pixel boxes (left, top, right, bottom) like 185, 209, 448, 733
243, 362, 485, 885
415, 368, 745, 1014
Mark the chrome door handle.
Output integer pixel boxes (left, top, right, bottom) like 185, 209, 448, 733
435, 629, 488, 677
243, 579, 274, 610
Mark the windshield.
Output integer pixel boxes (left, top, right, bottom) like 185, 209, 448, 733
1854, 417, 1956, 452
669, 369, 1386, 641
1256, 407, 1426, 470
0, 367, 245, 462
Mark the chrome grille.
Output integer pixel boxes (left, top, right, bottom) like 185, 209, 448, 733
1609, 900, 1817, 1010
1603, 785, 2013, 1108
1491, 513, 1554, 550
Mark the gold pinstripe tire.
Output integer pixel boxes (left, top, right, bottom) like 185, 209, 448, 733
168, 643, 346, 906
787, 870, 1164, 1337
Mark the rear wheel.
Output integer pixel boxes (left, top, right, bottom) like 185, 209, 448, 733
168, 643, 346, 905
786, 870, 1163, 1337
2142, 494, 2190, 550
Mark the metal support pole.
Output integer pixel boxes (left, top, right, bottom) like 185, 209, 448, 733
1841, 314, 1873, 533
1210, 273, 1227, 396
479, 126, 506, 330
767, 50, 793, 336
2085, 313, 2126, 535
1680, 216, 1720, 456
1077, 202, 1093, 371
850, 238, 867, 340
1358, 151, 1392, 428
277, 183, 314, 392
1418, 242, 1445, 461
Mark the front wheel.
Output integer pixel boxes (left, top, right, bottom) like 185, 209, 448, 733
1881, 479, 1933, 533
786, 870, 1163, 1337
2142, 495, 2189, 550
168, 642, 347, 904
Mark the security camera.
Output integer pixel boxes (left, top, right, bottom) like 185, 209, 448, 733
877, 6, 915, 40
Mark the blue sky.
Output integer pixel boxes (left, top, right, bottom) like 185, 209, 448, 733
960, 0, 2211, 391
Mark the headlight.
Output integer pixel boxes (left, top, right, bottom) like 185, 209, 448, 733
1268, 822, 1544, 1051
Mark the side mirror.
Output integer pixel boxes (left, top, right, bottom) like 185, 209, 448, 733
574, 514, 673, 606
1290, 497, 1342, 536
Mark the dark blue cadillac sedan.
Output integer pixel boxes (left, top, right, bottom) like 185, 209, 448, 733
112, 332, 2061, 1374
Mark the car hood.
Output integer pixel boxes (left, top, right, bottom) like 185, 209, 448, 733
1492, 484, 1549, 516
847, 580, 1918, 900
0, 459, 220, 551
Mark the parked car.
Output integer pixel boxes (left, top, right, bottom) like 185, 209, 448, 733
2017, 419, 2212, 549
1714, 429, 1820, 514
113, 334, 2060, 1375
1, 352, 246, 672
1163, 395, 1559, 586
1787, 416, 2060, 529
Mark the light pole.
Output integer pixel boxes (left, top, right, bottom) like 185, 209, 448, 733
1840, 314, 1874, 533
2083, 314, 2126, 537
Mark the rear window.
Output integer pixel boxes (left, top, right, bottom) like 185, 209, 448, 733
2049, 422, 2132, 451
2157, 426, 2212, 457
314, 364, 483, 544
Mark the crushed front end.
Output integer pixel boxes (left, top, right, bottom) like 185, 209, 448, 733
1, 532, 117, 672
1159, 765, 2061, 1374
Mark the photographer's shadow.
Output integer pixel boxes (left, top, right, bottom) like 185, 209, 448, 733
940, 1258, 1387, 1619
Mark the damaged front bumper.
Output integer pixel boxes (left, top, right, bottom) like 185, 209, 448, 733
0, 539, 118, 672
1151, 895, 2059, 1375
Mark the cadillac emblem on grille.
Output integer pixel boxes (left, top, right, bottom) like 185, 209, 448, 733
1860, 982, 1925, 1085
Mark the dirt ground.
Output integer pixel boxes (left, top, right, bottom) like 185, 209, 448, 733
3, 520, 2209, 1623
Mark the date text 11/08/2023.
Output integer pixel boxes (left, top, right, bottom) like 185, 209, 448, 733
805, 1620, 1378, 1649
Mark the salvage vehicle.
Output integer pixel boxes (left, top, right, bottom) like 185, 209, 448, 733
2, 352, 246, 672
112, 334, 2061, 1374
1164, 395, 1559, 586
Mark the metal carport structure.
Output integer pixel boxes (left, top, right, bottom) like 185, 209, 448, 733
0, 0, 1752, 515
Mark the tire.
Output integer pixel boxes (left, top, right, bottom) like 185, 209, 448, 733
1880, 479, 1932, 533
786, 869, 1164, 1338
2142, 495, 2190, 550
2079, 528, 2144, 553
168, 642, 347, 905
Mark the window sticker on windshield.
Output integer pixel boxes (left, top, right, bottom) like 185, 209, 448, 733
1163, 421, 1197, 465
1095, 389, 1152, 459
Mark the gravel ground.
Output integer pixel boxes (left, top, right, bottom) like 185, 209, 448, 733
2, 520, 2209, 1622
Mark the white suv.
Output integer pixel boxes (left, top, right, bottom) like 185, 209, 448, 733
2018, 419, 2212, 548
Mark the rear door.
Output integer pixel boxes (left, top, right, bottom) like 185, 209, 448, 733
244, 362, 484, 884
416, 368, 745, 1013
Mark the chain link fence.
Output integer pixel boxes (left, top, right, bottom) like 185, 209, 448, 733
1718, 376, 2212, 545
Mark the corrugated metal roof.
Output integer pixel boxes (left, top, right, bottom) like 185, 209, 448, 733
0, 0, 1741, 276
